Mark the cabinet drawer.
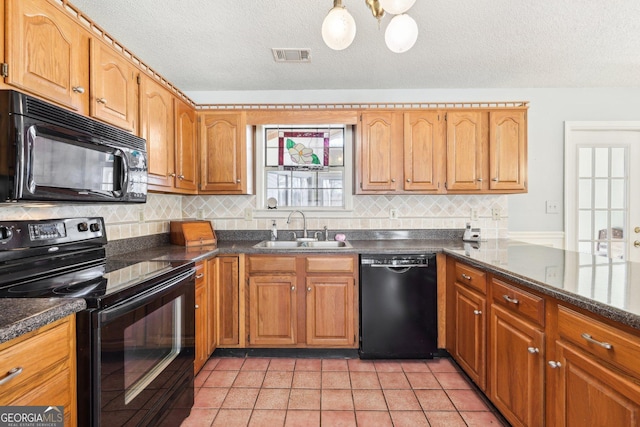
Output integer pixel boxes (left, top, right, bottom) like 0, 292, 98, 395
195, 261, 206, 286
0, 319, 71, 404
491, 278, 544, 326
248, 256, 296, 274
558, 305, 640, 378
306, 256, 355, 274
455, 262, 487, 294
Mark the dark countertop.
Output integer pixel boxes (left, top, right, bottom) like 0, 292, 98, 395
445, 239, 640, 330
0, 298, 86, 344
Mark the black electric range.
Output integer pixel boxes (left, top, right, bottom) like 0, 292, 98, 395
0, 217, 196, 426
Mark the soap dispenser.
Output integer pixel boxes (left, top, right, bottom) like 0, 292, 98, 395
270, 220, 278, 241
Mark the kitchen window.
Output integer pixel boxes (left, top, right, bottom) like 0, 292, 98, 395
255, 125, 353, 212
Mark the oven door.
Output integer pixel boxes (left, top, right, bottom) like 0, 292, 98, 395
95, 270, 195, 427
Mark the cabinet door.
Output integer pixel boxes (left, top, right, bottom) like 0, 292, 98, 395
200, 112, 247, 193
403, 111, 445, 192
174, 98, 198, 193
90, 40, 137, 132
140, 75, 174, 189
550, 341, 640, 427
489, 110, 527, 191
248, 276, 297, 346
454, 283, 486, 390
306, 276, 355, 347
207, 258, 217, 355
490, 304, 544, 427
359, 112, 402, 192
6, 0, 89, 114
194, 271, 207, 374
215, 256, 240, 347
446, 111, 484, 191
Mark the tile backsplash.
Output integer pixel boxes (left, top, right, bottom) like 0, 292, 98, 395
0, 193, 508, 241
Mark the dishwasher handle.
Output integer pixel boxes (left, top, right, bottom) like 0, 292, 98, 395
369, 263, 431, 268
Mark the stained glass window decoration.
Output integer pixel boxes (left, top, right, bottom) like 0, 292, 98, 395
265, 128, 344, 169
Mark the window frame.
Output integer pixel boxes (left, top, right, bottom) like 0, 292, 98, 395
254, 124, 354, 217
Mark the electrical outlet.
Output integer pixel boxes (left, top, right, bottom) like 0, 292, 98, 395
389, 208, 399, 220
491, 207, 501, 220
244, 208, 253, 221
138, 210, 144, 223
546, 200, 559, 214
470, 208, 479, 221
196, 209, 204, 220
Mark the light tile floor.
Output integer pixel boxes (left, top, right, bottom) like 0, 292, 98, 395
181, 356, 508, 427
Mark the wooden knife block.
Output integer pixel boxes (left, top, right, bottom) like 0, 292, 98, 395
170, 220, 217, 247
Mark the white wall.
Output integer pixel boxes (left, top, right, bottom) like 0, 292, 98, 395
188, 88, 640, 233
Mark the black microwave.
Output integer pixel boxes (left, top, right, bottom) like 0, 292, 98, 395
0, 90, 147, 203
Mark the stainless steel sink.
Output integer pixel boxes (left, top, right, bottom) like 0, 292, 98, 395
252, 240, 352, 249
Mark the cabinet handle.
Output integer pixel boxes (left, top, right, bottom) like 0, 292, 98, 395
391, 179, 396, 182
195, 273, 204, 279
0, 367, 23, 385
492, 178, 499, 182
169, 173, 176, 177
527, 347, 540, 354
502, 295, 520, 305
548, 361, 562, 369
406, 179, 411, 182
581, 333, 613, 350
307, 287, 312, 292
96, 97, 107, 104
461, 274, 472, 280
72, 86, 85, 94
195, 304, 199, 309
291, 286, 295, 291
178, 175, 185, 180
473, 310, 482, 315
236, 179, 241, 183
477, 178, 483, 182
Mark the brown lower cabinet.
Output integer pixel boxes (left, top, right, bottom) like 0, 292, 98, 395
448, 256, 640, 427
245, 254, 357, 348
214, 255, 243, 347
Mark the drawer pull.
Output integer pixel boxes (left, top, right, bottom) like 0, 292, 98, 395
548, 361, 562, 369
461, 274, 472, 280
527, 347, 540, 354
0, 367, 23, 385
195, 273, 204, 279
581, 333, 613, 350
291, 286, 295, 291
473, 310, 482, 315
502, 295, 520, 305
195, 304, 199, 309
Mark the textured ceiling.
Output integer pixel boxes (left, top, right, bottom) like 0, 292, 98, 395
68, 0, 640, 91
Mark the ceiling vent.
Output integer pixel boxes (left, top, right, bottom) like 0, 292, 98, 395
272, 48, 311, 63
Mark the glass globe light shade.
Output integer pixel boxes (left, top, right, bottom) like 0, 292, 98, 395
385, 14, 418, 53
321, 6, 357, 50
378, 0, 416, 15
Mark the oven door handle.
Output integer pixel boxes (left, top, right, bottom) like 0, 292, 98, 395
99, 268, 195, 325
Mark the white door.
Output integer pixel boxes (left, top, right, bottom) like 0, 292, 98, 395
565, 122, 640, 262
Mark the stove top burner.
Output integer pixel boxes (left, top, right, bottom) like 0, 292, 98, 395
0, 258, 190, 306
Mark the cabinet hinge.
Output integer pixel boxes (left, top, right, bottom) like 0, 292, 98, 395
0, 63, 7, 78
136, 74, 141, 85
444, 181, 448, 189
444, 112, 447, 121
359, 182, 363, 189
247, 334, 250, 342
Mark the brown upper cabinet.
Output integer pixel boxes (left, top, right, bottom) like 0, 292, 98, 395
90, 39, 138, 132
358, 108, 527, 195
489, 110, 527, 191
5, 0, 90, 114
174, 98, 198, 193
141, 75, 175, 189
199, 112, 251, 194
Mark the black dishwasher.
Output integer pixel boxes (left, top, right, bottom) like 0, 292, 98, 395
359, 254, 437, 359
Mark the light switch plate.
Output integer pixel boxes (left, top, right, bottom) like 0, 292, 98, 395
491, 207, 501, 220
244, 208, 253, 221
470, 208, 479, 221
546, 200, 559, 214
389, 208, 399, 220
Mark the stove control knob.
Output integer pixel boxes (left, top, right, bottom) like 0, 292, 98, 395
90, 223, 101, 232
0, 226, 13, 241
77, 222, 89, 232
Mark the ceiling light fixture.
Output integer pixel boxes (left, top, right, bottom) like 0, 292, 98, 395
321, 0, 418, 53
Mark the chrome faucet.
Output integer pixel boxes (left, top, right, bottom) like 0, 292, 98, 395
286, 210, 307, 239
